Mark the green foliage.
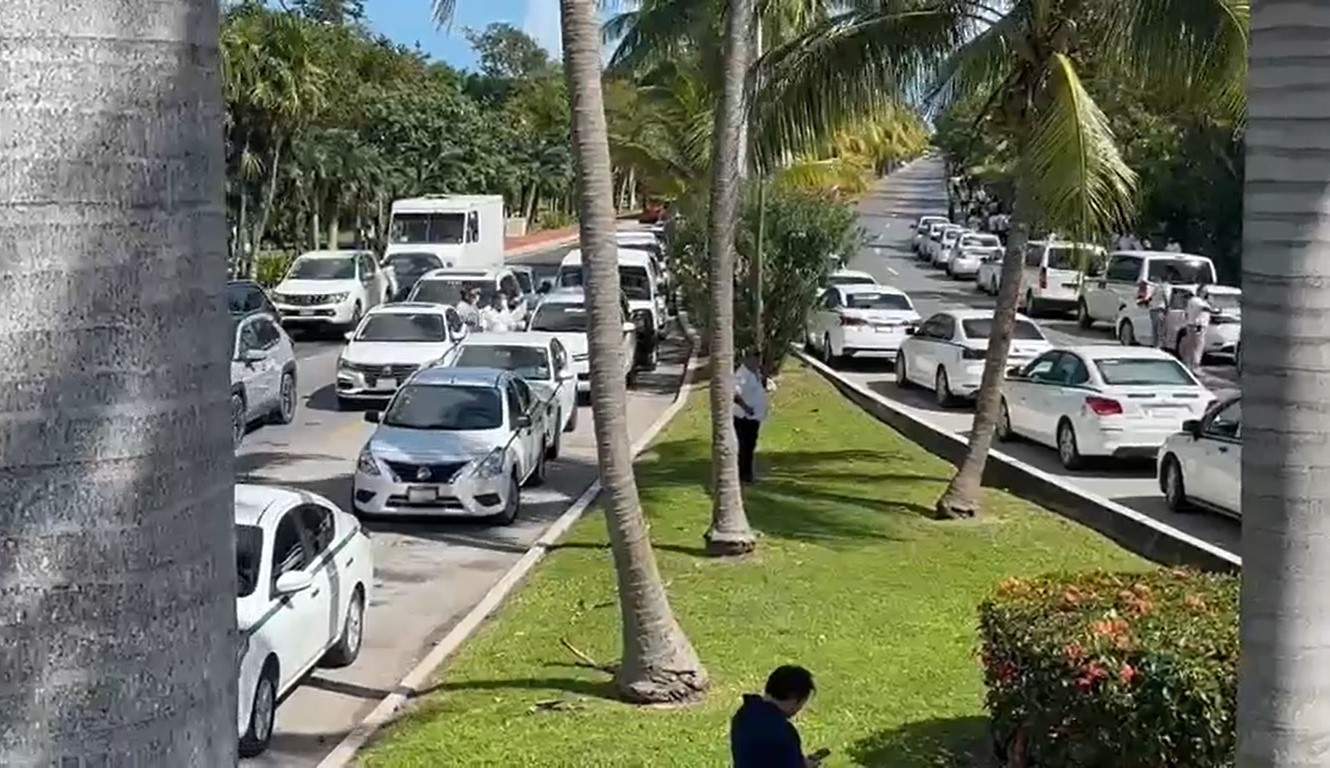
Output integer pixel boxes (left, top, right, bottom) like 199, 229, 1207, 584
254, 251, 296, 288
979, 569, 1238, 767
465, 23, 552, 81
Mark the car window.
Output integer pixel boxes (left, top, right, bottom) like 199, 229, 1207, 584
919, 315, 946, 340
844, 292, 912, 310
935, 315, 956, 340
270, 511, 308, 594
445, 307, 464, 337
385, 384, 504, 430
466, 211, 480, 243
456, 345, 551, 380
1106, 256, 1142, 283
505, 381, 524, 423
821, 290, 839, 310
236, 524, 263, 599
384, 252, 443, 275
1052, 353, 1088, 385
513, 270, 534, 293
961, 318, 1045, 340
500, 275, 519, 297
360, 254, 376, 277
1168, 288, 1193, 310
513, 377, 533, 413
253, 318, 281, 349
1023, 352, 1062, 380
1205, 400, 1242, 440
1147, 258, 1215, 285
1023, 244, 1043, 267
228, 283, 270, 316
1094, 357, 1197, 386
356, 313, 448, 342
237, 321, 260, 358
298, 504, 335, 562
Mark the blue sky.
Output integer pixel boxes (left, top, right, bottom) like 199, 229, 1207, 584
366, 0, 564, 71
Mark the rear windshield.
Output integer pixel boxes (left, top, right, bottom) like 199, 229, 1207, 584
827, 274, 877, 287
962, 319, 1045, 340
456, 345, 550, 380
530, 304, 588, 333
236, 524, 263, 598
959, 234, 1000, 249
1094, 358, 1196, 386
558, 265, 652, 301
384, 385, 503, 430
845, 293, 912, 310
384, 252, 443, 275
411, 279, 495, 306
1148, 258, 1216, 284
356, 313, 448, 342
1047, 246, 1099, 271
1208, 293, 1241, 312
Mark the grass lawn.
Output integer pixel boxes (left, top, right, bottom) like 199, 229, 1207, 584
361, 363, 1149, 767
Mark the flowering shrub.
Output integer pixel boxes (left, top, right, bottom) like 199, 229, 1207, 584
978, 569, 1238, 767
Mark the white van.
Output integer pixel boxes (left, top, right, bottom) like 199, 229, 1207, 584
557, 249, 668, 340
385, 196, 505, 271
1019, 240, 1105, 317
1078, 251, 1217, 329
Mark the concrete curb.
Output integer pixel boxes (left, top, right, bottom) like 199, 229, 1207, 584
317, 327, 701, 768
792, 349, 1241, 573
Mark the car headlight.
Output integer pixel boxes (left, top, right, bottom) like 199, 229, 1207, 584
270, 292, 287, 303
356, 445, 381, 476
466, 448, 506, 479
329, 292, 350, 303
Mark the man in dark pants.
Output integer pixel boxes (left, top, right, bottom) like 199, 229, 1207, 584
731, 665, 825, 767
733, 352, 768, 483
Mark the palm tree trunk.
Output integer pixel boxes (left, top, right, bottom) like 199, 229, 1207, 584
326, 203, 339, 250
1, 1, 235, 763
559, 0, 708, 704
704, 0, 759, 556
1237, 3, 1330, 763
250, 133, 285, 276
752, 180, 766, 370
935, 182, 1031, 519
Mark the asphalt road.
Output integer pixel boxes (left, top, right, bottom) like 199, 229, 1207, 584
835, 156, 1241, 556
236, 241, 687, 766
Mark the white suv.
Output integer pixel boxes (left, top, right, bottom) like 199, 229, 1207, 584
271, 250, 395, 331
1077, 251, 1217, 329
230, 312, 298, 449
336, 303, 468, 408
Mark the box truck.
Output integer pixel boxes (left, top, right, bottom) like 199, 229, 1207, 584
385, 195, 505, 270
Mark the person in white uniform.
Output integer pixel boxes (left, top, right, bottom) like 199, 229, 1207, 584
732, 351, 769, 483
1182, 285, 1214, 371
1145, 276, 1173, 348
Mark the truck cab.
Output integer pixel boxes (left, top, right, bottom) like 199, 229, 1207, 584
385, 195, 505, 272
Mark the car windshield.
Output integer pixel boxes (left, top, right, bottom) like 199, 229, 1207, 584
411, 279, 495, 306
289, 257, 355, 280
1047, 246, 1101, 271
390, 212, 464, 244
1094, 358, 1197, 386
1207, 293, 1241, 312
384, 384, 503, 430
827, 274, 876, 286
558, 265, 652, 301
530, 303, 588, 332
1149, 258, 1215, 284
456, 345, 550, 379
384, 252, 443, 276
236, 524, 263, 598
961, 247, 1001, 259
845, 292, 912, 310
356, 313, 448, 342
227, 283, 268, 315
962, 319, 1045, 340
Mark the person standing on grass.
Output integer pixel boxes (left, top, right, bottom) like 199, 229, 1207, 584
733, 351, 769, 484
731, 665, 827, 768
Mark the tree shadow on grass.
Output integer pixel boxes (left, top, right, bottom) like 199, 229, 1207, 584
424, 674, 620, 703
847, 715, 994, 768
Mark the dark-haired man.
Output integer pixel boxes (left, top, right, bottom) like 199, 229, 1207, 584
731, 665, 825, 767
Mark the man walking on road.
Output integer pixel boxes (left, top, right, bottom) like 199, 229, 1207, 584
733, 351, 769, 484
1182, 285, 1214, 371
1145, 275, 1173, 348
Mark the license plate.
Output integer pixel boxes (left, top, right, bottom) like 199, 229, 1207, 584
407, 486, 438, 504
874, 325, 901, 333
1148, 406, 1185, 417
379, 378, 398, 391
294, 309, 313, 316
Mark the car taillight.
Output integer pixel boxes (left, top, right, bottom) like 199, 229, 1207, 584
1085, 396, 1123, 416
962, 347, 986, 360
1039, 267, 1048, 290
840, 314, 867, 326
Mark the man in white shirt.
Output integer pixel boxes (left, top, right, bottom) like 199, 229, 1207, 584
456, 287, 483, 332
732, 352, 769, 483
480, 294, 514, 333
1145, 277, 1173, 348
1182, 286, 1214, 371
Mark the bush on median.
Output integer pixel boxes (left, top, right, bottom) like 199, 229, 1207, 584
979, 569, 1238, 767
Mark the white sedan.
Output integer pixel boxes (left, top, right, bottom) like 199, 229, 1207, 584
927, 225, 966, 265
335, 303, 468, 408
1158, 395, 1241, 516
996, 346, 1215, 469
235, 484, 374, 757
911, 214, 950, 253
825, 268, 878, 288
1114, 283, 1241, 357
896, 309, 1050, 406
806, 283, 920, 363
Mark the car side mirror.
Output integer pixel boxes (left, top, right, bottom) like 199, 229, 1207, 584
242, 348, 268, 363
558, 369, 575, 382
622, 321, 636, 334
364, 410, 381, 424
1182, 419, 1201, 438
904, 326, 916, 335
1006, 366, 1023, 378
516, 414, 532, 429
274, 571, 313, 595
344, 331, 355, 341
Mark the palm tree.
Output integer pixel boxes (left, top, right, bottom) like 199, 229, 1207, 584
704, 0, 761, 555
432, 0, 709, 705
2, 1, 236, 763
755, 0, 1247, 518
1236, 4, 1330, 763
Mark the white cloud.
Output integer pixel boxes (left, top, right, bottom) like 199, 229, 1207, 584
524, 0, 563, 59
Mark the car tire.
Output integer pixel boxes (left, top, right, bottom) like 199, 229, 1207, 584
895, 353, 913, 389
231, 393, 247, 450
238, 660, 278, 758
494, 472, 521, 525
1118, 320, 1137, 347
935, 367, 955, 408
546, 422, 561, 460
271, 372, 297, 425
564, 405, 579, 433
996, 399, 1015, 442
323, 588, 365, 668
1162, 456, 1191, 512
527, 448, 547, 487
1077, 299, 1093, 329
1057, 419, 1084, 470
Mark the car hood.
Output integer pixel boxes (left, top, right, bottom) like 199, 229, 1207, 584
342, 341, 457, 366
370, 424, 506, 462
276, 278, 359, 295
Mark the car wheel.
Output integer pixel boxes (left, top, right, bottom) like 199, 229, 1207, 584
238, 661, 277, 758
272, 372, 297, 425
1162, 456, 1191, 512
1057, 420, 1084, 470
895, 353, 912, 389
527, 446, 548, 487
231, 393, 246, 450
1118, 320, 1137, 347
564, 405, 579, 433
546, 422, 561, 460
996, 399, 1015, 442
935, 367, 954, 408
494, 472, 521, 525
1077, 299, 1093, 329
323, 588, 365, 668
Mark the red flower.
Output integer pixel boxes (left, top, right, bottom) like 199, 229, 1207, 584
1119, 663, 1140, 685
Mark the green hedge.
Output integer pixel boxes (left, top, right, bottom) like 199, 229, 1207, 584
979, 570, 1238, 767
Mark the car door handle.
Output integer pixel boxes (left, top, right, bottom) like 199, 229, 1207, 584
309, 588, 321, 597
1217, 446, 1229, 453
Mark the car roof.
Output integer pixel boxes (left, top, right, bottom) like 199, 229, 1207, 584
615, 231, 660, 243
418, 267, 507, 280
295, 250, 365, 260
365, 302, 450, 316
461, 332, 560, 348
940, 308, 1037, 322
234, 484, 307, 526
839, 283, 906, 296
1109, 250, 1211, 261
412, 365, 509, 387
1029, 240, 1104, 250
561, 248, 653, 267
1060, 345, 1181, 361
917, 214, 948, 222
537, 287, 587, 305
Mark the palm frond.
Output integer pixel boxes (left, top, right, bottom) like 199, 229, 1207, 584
926, 6, 1023, 115
773, 157, 871, 196
604, 0, 718, 74
1022, 53, 1136, 240
1110, 0, 1249, 116
432, 0, 457, 28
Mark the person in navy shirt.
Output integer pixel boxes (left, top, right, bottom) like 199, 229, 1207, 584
731, 666, 825, 767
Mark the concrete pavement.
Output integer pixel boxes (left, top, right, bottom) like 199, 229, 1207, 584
237, 241, 683, 766
834, 156, 1240, 556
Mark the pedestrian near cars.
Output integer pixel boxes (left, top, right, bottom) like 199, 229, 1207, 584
456, 287, 483, 331
481, 293, 515, 332
731, 665, 827, 768
1182, 285, 1214, 371
733, 351, 769, 484
1145, 276, 1173, 348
